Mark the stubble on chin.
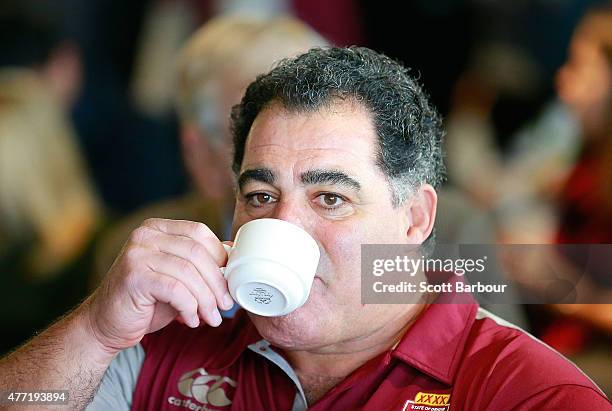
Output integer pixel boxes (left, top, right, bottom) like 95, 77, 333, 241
247, 301, 331, 350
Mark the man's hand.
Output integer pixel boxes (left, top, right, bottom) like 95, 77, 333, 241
0, 218, 233, 409
87, 218, 234, 353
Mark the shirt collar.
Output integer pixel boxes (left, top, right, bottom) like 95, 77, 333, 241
391, 289, 478, 385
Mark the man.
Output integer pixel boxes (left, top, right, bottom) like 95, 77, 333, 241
1, 47, 610, 410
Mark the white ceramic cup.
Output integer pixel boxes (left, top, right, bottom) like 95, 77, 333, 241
221, 218, 320, 317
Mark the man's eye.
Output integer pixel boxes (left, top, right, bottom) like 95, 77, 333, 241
316, 193, 345, 209
246, 193, 276, 207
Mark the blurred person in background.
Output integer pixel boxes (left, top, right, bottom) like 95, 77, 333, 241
544, 5, 612, 381
0, 10, 102, 353
445, 42, 579, 244
518, 5, 612, 335
489, 6, 612, 395
94, 14, 327, 287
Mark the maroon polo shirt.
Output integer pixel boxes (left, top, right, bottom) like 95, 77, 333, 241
131, 301, 610, 410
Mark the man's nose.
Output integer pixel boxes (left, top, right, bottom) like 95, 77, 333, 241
270, 198, 308, 232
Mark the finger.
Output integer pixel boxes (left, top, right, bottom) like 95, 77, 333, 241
143, 219, 227, 265
148, 304, 180, 334
144, 272, 201, 328
140, 231, 233, 310
146, 251, 224, 323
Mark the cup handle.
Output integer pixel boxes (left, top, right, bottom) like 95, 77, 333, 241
220, 243, 232, 279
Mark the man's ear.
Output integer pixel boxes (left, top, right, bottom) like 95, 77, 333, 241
404, 184, 438, 244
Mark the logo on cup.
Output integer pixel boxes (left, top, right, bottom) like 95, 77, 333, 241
249, 287, 274, 305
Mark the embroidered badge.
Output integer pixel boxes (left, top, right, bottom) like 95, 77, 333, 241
402, 391, 451, 411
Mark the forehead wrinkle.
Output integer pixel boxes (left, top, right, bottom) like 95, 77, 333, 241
247, 145, 374, 165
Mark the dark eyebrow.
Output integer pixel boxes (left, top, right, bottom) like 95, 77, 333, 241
238, 168, 275, 191
300, 169, 361, 191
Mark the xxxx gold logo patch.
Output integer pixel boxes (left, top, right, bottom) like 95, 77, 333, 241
402, 392, 450, 411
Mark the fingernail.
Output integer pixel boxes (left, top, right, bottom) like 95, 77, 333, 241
190, 315, 200, 328
223, 293, 234, 310
210, 309, 222, 327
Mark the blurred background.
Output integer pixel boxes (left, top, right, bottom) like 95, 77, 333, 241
1, 0, 611, 395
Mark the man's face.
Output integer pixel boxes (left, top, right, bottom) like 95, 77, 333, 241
232, 101, 417, 350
